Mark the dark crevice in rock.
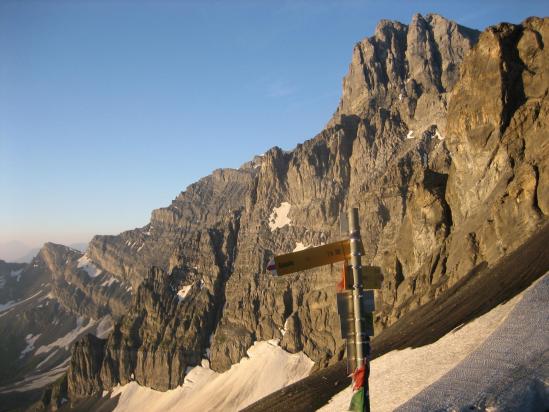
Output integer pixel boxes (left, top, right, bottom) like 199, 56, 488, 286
283, 287, 294, 321
429, 253, 441, 284
497, 24, 527, 135
395, 258, 405, 289
531, 164, 544, 216
423, 16, 445, 93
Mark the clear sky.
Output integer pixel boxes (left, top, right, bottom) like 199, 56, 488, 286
1, 0, 547, 259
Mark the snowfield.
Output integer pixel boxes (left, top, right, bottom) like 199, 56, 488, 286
318, 273, 548, 412
0, 358, 71, 393
177, 284, 193, 302
269, 202, 292, 231
293, 242, 309, 252
36, 316, 97, 355
0, 290, 44, 318
19, 333, 41, 359
77, 255, 103, 278
96, 315, 114, 339
109, 339, 314, 412
10, 268, 23, 282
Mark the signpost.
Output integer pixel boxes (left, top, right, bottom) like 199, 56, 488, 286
267, 239, 365, 276
347, 208, 371, 412
268, 207, 381, 412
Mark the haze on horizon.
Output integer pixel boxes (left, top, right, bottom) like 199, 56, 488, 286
1, 0, 547, 262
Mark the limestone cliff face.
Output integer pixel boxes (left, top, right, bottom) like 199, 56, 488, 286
38, 242, 131, 318
441, 17, 549, 286
64, 14, 548, 399
329, 13, 479, 133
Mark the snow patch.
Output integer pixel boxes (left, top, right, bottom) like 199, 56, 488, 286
77, 255, 102, 278
95, 315, 114, 339
406, 130, 415, 139
35, 317, 97, 355
0, 301, 16, 313
269, 202, 292, 231
280, 317, 290, 337
110, 340, 314, 412
36, 349, 58, 370
177, 285, 193, 302
20, 333, 41, 359
317, 287, 524, 412
435, 129, 445, 140
101, 275, 119, 288
0, 290, 43, 317
0, 357, 70, 393
10, 268, 23, 282
293, 242, 309, 252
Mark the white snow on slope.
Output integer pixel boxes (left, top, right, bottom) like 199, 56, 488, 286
398, 274, 549, 411
96, 315, 114, 339
77, 255, 103, 278
269, 202, 292, 231
0, 357, 70, 393
110, 339, 314, 412
35, 317, 97, 355
10, 268, 23, 281
406, 130, 414, 139
293, 242, 309, 252
177, 285, 193, 302
36, 349, 59, 370
0, 290, 43, 317
20, 333, 41, 359
318, 289, 524, 412
101, 275, 119, 288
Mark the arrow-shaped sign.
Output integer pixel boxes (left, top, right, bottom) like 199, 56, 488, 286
267, 239, 365, 276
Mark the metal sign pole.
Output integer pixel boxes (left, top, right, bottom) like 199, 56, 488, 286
267, 206, 380, 411
348, 207, 370, 412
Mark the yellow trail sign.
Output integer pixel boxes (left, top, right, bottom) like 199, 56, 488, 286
343, 265, 383, 290
271, 239, 365, 276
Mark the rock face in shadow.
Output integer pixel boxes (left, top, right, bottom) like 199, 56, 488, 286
67, 334, 106, 399
0, 244, 126, 401
37, 242, 132, 319
63, 14, 548, 400
65, 264, 214, 398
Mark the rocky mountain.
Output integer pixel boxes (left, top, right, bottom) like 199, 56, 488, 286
2, 12, 548, 411
0, 244, 131, 411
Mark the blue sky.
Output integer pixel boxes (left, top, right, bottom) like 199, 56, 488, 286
1, 0, 547, 257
